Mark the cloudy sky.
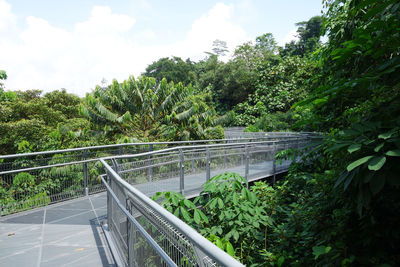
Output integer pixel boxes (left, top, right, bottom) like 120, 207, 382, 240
0, 0, 322, 96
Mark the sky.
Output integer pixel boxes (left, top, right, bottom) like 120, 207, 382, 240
0, 0, 323, 96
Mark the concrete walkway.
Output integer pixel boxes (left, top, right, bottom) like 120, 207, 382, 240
0, 193, 114, 267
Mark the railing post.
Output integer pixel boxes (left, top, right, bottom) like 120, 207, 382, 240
245, 144, 249, 181
83, 149, 89, 196
106, 170, 113, 231
179, 149, 185, 195
148, 144, 153, 182
272, 142, 277, 185
126, 197, 136, 266
111, 159, 119, 175
191, 143, 195, 174
206, 147, 211, 181
223, 140, 227, 169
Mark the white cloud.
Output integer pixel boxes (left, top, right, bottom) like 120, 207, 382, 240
180, 3, 247, 60
0, 1, 247, 96
0, 0, 16, 31
75, 6, 135, 34
281, 28, 299, 46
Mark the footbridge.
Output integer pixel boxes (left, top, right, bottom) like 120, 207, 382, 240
0, 132, 317, 267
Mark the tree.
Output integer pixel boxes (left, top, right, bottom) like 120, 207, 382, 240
281, 16, 323, 57
234, 56, 318, 126
142, 57, 197, 86
81, 76, 229, 141
212, 39, 229, 57
255, 33, 277, 55
0, 70, 7, 93
292, 0, 400, 264
0, 89, 88, 154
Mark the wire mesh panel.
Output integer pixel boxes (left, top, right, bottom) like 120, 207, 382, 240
210, 145, 245, 178
109, 175, 129, 262
127, 192, 197, 267
248, 143, 276, 180
182, 148, 207, 196
102, 160, 244, 267
118, 151, 182, 196
0, 163, 85, 215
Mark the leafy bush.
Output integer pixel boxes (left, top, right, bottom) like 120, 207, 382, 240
245, 111, 298, 132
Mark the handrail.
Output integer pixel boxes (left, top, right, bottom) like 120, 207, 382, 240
0, 140, 277, 175
0, 136, 302, 159
102, 139, 301, 161
101, 159, 244, 267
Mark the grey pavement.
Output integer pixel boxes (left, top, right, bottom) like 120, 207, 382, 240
0, 193, 114, 267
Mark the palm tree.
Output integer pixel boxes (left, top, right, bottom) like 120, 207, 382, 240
81, 76, 231, 141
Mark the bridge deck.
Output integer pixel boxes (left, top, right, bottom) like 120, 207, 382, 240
0, 193, 113, 267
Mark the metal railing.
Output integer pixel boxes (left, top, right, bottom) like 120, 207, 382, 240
0, 134, 310, 216
0, 133, 318, 266
102, 159, 244, 267
104, 139, 309, 198
99, 137, 312, 266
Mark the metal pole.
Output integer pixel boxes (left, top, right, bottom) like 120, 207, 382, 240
223, 140, 227, 169
106, 170, 113, 231
148, 144, 153, 182
272, 143, 277, 184
245, 144, 249, 181
179, 149, 185, 195
206, 147, 211, 181
83, 149, 89, 196
111, 159, 120, 176
191, 142, 195, 174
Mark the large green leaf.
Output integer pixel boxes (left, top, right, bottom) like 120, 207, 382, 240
180, 207, 191, 222
347, 156, 373, 172
386, 149, 400, 157
193, 210, 201, 224
226, 242, 235, 257
348, 143, 362, 153
368, 156, 386, 171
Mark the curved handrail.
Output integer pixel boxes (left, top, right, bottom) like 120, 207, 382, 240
101, 159, 244, 267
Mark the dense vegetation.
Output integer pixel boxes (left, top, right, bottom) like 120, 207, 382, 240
154, 0, 400, 265
1, 0, 399, 265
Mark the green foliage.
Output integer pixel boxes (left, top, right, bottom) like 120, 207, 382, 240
280, 16, 324, 57
244, 111, 298, 132
0, 89, 91, 154
0, 70, 7, 94
143, 56, 197, 86
155, 173, 272, 265
82, 76, 229, 141
286, 0, 400, 265
233, 55, 318, 127
152, 191, 208, 226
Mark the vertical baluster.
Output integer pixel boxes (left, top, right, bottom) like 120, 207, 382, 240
179, 149, 185, 195
191, 143, 195, 174
272, 142, 277, 184
83, 149, 88, 196
245, 144, 249, 182
148, 144, 153, 182
223, 140, 227, 169
206, 147, 211, 181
